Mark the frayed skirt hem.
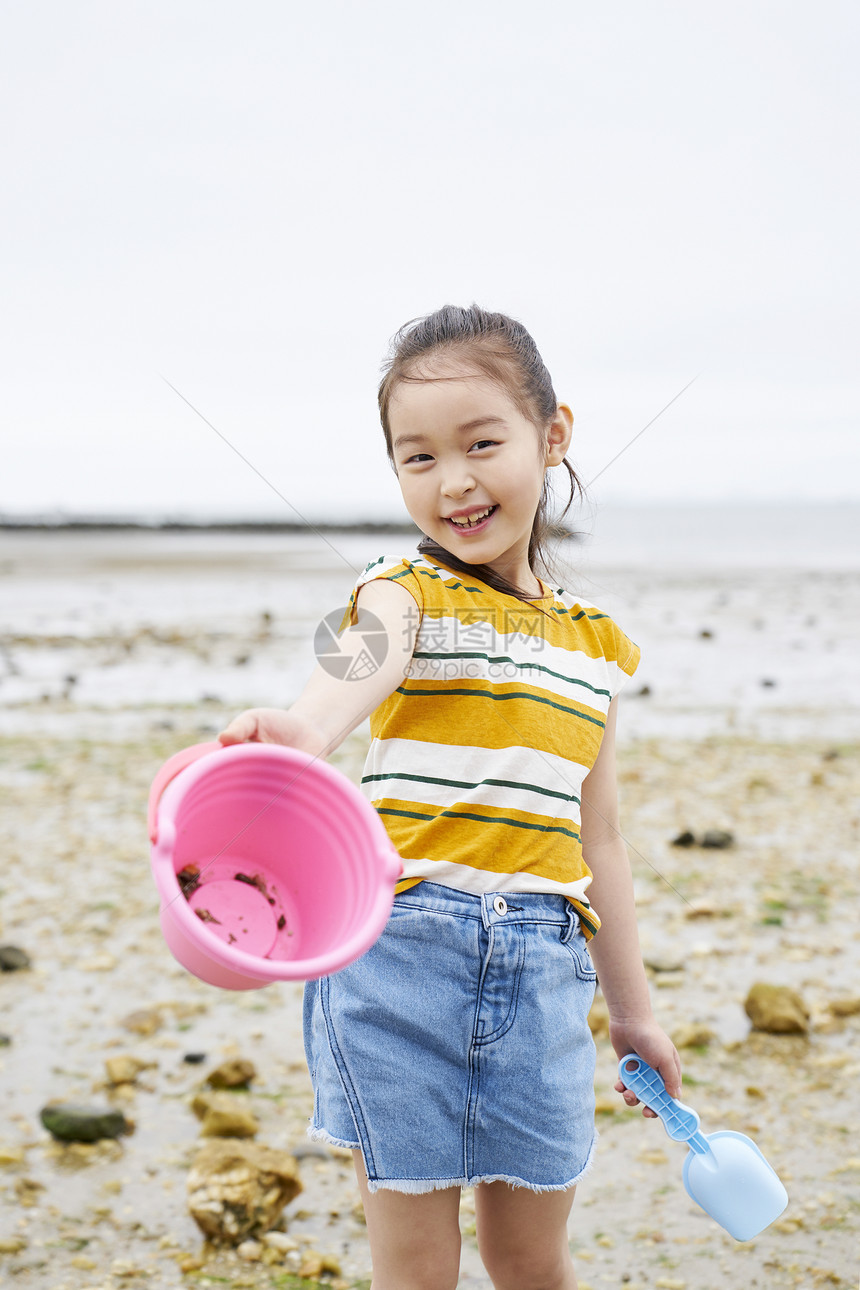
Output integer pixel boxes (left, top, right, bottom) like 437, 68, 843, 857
324, 1132, 599, 1195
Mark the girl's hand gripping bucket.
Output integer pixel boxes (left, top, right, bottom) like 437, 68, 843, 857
148, 741, 402, 990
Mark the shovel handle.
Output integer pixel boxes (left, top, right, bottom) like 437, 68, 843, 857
619, 1055, 708, 1150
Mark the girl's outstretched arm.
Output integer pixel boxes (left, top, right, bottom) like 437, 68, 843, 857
580, 698, 682, 1115
218, 579, 418, 759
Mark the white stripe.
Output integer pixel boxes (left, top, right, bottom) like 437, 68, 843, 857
398, 859, 594, 904
410, 615, 615, 708
361, 737, 589, 817
358, 555, 627, 704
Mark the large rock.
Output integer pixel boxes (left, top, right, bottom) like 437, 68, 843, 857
744, 983, 810, 1035
187, 1140, 302, 1242
40, 1103, 131, 1142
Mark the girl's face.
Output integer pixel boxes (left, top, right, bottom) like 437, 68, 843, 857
389, 357, 572, 593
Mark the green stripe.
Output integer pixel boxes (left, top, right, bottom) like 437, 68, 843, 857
574, 903, 600, 936
567, 608, 609, 622
417, 565, 486, 594
411, 650, 611, 700
378, 805, 581, 842
396, 685, 607, 729
362, 770, 578, 805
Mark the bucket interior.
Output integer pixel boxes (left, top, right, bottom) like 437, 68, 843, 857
165, 753, 381, 965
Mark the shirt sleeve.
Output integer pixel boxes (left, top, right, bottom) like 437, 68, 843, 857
337, 555, 425, 633
610, 626, 641, 699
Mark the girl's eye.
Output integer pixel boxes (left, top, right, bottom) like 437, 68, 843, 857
471, 440, 497, 451
405, 453, 433, 464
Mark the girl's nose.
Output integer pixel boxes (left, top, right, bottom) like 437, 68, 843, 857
441, 469, 476, 498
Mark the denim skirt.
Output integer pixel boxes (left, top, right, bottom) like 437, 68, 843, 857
302, 882, 598, 1194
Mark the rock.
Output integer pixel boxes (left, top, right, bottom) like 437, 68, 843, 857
644, 952, 685, 974
237, 1238, 263, 1261
670, 831, 696, 848
200, 1104, 259, 1139
0, 1034, 11, 1047
15, 1176, 45, 1206
186, 1140, 302, 1243
183, 1052, 207, 1064
0, 1144, 26, 1166
191, 1091, 259, 1138
0, 1237, 27, 1253
744, 983, 810, 1035
0, 945, 31, 971
120, 1008, 163, 1036
830, 997, 860, 1018
262, 1231, 298, 1252
40, 1103, 131, 1142
206, 1058, 256, 1089
69, 1254, 97, 1270
290, 1141, 329, 1160
80, 952, 118, 972
701, 829, 734, 849
299, 1250, 342, 1278
105, 1055, 153, 1086
672, 1024, 716, 1050
586, 995, 610, 1039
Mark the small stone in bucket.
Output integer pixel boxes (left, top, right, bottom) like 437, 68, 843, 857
177, 865, 201, 897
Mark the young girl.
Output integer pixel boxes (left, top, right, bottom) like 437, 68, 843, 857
219, 305, 681, 1290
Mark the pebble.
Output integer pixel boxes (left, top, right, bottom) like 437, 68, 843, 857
0, 946, 31, 971
830, 997, 860, 1017
79, 951, 118, 971
40, 1103, 131, 1142
237, 1239, 263, 1261
262, 1231, 298, 1252
206, 1058, 256, 1089
120, 1008, 163, 1036
105, 1055, 153, 1086
191, 1091, 259, 1139
700, 829, 735, 849
644, 952, 685, 974
672, 1024, 716, 1049
299, 1250, 342, 1278
183, 1052, 207, 1064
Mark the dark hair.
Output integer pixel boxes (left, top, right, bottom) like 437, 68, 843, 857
378, 303, 584, 601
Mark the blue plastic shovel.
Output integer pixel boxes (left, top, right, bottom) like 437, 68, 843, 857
619, 1054, 788, 1241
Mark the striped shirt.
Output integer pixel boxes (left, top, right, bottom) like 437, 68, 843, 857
341, 554, 640, 938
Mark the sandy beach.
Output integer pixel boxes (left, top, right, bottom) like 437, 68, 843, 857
1, 527, 858, 1288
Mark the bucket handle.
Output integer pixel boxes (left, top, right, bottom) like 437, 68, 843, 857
148, 741, 223, 844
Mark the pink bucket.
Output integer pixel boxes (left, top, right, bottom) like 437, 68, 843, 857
148, 741, 402, 990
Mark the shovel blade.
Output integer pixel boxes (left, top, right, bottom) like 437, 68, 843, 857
683, 1131, 788, 1241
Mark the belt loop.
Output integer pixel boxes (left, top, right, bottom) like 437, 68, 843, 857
561, 904, 580, 943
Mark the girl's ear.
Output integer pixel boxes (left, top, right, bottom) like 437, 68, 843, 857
545, 404, 573, 466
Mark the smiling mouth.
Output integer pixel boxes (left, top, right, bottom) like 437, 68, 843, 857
445, 505, 498, 532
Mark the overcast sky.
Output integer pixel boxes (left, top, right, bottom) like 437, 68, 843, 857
3, 1, 858, 522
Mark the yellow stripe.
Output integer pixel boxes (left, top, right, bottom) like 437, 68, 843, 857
377, 800, 588, 887
372, 683, 606, 767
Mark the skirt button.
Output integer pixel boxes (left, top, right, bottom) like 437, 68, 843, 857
493, 895, 508, 916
